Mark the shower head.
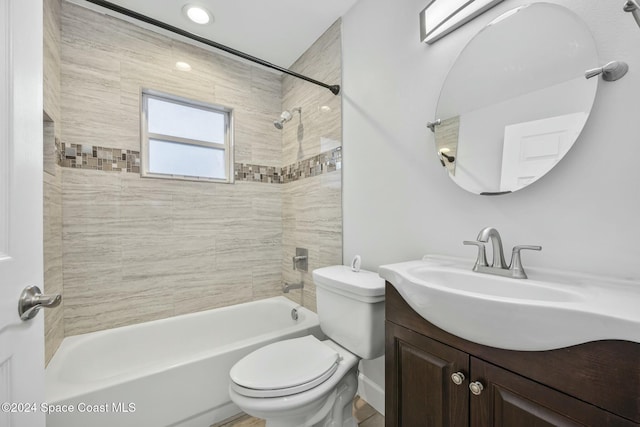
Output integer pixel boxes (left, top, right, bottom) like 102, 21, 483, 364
273, 108, 301, 129
624, 0, 639, 11
273, 110, 292, 129
624, 0, 640, 27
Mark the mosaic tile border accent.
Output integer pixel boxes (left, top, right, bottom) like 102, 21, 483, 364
55, 138, 341, 184
233, 164, 282, 184
282, 147, 342, 183
57, 140, 141, 173
235, 147, 342, 184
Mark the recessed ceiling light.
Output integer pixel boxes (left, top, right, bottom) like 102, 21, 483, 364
175, 61, 192, 71
319, 105, 332, 113
183, 4, 212, 25
439, 148, 451, 153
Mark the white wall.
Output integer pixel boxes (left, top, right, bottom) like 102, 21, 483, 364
343, 0, 640, 279
342, 0, 640, 412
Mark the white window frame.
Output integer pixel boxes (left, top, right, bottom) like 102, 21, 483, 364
140, 89, 234, 183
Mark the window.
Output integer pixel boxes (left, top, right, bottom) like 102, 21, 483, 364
141, 90, 233, 183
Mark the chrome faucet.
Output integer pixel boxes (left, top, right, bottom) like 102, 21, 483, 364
464, 227, 541, 279
476, 227, 507, 269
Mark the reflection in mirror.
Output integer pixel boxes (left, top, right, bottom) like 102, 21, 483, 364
435, 117, 459, 175
432, 3, 599, 195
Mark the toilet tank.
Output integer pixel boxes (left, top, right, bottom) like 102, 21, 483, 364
312, 266, 385, 359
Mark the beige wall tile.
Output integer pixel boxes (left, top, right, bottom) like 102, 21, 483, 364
44, 0, 61, 129
64, 276, 174, 336
44, 0, 63, 366
59, 3, 285, 335
282, 20, 342, 166
282, 170, 342, 312
44, 168, 64, 365
55, 4, 341, 338
252, 263, 283, 301
61, 1, 281, 156
173, 271, 253, 317
61, 167, 284, 334
279, 21, 342, 313
43, 120, 57, 176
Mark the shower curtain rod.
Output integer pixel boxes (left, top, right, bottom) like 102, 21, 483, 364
83, 0, 341, 95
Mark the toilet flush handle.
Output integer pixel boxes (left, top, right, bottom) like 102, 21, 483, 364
351, 255, 361, 272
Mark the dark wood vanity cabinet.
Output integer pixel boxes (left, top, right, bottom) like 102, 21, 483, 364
388, 322, 468, 426
387, 322, 468, 426
385, 284, 640, 427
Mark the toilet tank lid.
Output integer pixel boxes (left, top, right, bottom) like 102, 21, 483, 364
313, 265, 385, 298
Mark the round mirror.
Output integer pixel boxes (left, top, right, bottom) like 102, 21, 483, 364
433, 3, 598, 195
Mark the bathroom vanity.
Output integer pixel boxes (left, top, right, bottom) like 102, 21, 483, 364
384, 284, 640, 426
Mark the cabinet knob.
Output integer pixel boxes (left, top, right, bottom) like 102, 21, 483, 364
469, 381, 484, 396
451, 372, 465, 385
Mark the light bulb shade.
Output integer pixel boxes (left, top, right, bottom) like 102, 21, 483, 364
183, 4, 211, 25
420, 0, 505, 44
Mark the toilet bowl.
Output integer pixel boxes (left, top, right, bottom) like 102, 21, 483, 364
228, 266, 385, 427
229, 338, 359, 427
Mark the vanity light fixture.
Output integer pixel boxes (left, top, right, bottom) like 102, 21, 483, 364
420, 0, 505, 44
183, 4, 212, 25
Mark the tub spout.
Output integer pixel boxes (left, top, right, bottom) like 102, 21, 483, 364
282, 282, 304, 293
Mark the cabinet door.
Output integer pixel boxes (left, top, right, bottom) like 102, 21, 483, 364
470, 358, 636, 427
386, 322, 469, 427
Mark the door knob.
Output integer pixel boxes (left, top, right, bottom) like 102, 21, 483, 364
18, 285, 62, 321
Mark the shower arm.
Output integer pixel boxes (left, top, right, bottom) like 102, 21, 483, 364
625, 0, 640, 28
83, 0, 341, 96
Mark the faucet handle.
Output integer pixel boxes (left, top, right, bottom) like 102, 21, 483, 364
510, 245, 542, 279
463, 241, 488, 268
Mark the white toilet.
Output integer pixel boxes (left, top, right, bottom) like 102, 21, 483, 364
228, 265, 385, 427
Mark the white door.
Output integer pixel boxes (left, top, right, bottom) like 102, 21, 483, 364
0, 0, 45, 426
500, 112, 587, 192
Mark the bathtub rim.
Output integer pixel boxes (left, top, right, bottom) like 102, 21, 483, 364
46, 296, 319, 403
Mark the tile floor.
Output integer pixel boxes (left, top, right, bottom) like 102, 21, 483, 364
213, 396, 384, 427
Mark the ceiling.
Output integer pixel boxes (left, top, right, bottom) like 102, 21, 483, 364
73, 0, 359, 68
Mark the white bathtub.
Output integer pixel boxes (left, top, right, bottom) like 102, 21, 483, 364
45, 297, 321, 427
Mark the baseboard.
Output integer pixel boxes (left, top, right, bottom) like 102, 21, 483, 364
173, 401, 241, 427
357, 371, 385, 416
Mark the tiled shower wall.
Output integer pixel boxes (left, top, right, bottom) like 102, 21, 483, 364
60, 2, 283, 336
44, 0, 64, 365
54, 2, 343, 337
281, 21, 343, 311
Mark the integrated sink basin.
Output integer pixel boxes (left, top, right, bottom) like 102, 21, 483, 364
409, 268, 578, 302
379, 256, 640, 351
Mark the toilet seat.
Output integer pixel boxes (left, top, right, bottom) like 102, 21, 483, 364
230, 336, 340, 398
